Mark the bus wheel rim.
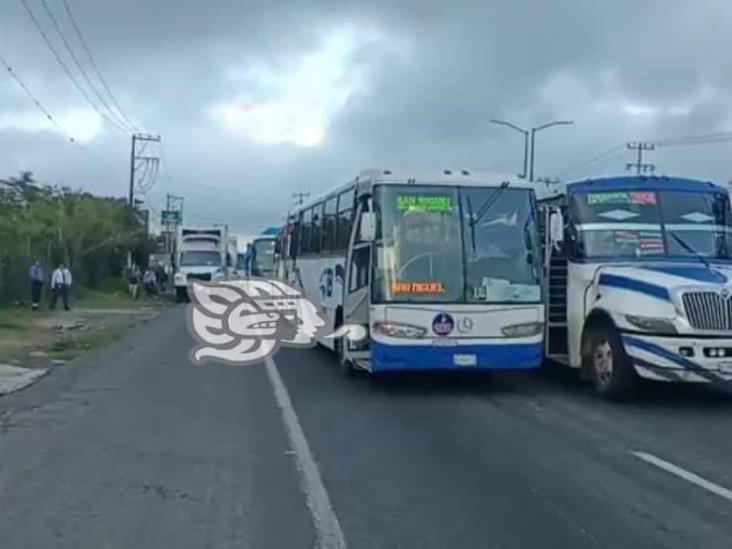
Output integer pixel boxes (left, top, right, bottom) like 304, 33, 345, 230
594, 339, 613, 386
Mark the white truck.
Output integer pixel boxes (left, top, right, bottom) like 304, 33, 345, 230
173, 225, 230, 302
538, 175, 732, 399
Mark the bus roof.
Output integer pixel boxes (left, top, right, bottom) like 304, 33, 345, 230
536, 175, 726, 202
294, 168, 532, 213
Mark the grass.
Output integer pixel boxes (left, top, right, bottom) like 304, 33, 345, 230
49, 325, 129, 360
73, 286, 168, 310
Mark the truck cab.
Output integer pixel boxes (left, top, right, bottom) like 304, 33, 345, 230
173, 226, 228, 302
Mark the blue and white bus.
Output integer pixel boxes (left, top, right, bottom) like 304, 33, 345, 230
538, 175, 732, 398
278, 169, 544, 374
246, 229, 279, 277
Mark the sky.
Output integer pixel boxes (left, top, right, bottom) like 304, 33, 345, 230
2, 0, 732, 238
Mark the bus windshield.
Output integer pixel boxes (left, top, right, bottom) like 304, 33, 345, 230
570, 189, 732, 260
252, 238, 276, 274
373, 185, 541, 303
179, 250, 221, 267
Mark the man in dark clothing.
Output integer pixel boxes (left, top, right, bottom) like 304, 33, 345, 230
29, 259, 44, 310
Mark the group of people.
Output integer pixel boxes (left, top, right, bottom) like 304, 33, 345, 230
126, 264, 167, 300
28, 259, 73, 311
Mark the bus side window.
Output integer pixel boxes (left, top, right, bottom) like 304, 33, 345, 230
312, 203, 323, 254
349, 246, 370, 292
323, 197, 338, 253
337, 188, 355, 251
299, 210, 311, 256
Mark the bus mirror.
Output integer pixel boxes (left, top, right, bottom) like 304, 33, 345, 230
549, 210, 564, 250
360, 212, 377, 242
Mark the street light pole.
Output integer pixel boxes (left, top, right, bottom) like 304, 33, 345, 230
529, 120, 574, 182
490, 119, 529, 179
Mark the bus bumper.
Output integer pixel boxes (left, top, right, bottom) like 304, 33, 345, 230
621, 333, 732, 383
370, 341, 543, 372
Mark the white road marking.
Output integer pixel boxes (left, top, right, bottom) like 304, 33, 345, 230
265, 356, 347, 549
633, 451, 732, 503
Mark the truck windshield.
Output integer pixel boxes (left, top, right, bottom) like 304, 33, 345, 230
570, 189, 732, 260
179, 251, 221, 266
373, 185, 541, 303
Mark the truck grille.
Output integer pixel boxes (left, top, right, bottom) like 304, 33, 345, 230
187, 273, 212, 282
682, 291, 732, 331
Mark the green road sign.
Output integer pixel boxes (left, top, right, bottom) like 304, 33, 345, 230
161, 210, 182, 226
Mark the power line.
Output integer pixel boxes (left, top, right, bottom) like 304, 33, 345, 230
60, 0, 140, 131
555, 144, 626, 178
0, 51, 116, 170
39, 0, 131, 131
17, 0, 127, 134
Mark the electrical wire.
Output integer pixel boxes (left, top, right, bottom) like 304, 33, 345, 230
60, 0, 141, 131
0, 51, 117, 170
555, 144, 626, 178
17, 0, 128, 134
39, 0, 131, 131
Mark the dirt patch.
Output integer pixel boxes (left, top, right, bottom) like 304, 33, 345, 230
0, 306, 163, 371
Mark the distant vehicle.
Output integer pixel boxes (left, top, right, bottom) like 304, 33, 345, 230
278, 169, 544, 374
537, 175, 732, 398
247, 233, 278, 277
173, 225, 229, 302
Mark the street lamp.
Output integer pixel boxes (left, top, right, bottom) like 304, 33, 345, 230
490, 119, 529, 179
529, 120, 574, 182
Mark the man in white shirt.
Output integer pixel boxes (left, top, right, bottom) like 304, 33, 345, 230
51, 262, 72, 311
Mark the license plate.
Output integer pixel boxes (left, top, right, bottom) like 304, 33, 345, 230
432, 338, 457, 347
453, 354, 477, 367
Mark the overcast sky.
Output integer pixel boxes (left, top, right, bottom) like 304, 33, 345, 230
2, 0, 732, 237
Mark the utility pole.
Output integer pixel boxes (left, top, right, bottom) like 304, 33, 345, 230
128, 133, 161, 267
129, 133, 161, 212
626, 141, 655, 175
292, 192, 310, 206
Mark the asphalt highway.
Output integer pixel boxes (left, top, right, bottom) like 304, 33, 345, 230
1, 306, 731, 548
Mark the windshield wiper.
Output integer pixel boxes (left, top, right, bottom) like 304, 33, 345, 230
467, 196, 477, 252
671, 232, 710, 269
471, 181, 510, 228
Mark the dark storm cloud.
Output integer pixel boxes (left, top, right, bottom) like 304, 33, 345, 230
2, 0, 732, 234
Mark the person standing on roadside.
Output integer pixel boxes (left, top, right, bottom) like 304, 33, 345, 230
128, 265, 141, 300
50, 262, 72, 311
143, 268, 157, 298
28, 259, 44, 310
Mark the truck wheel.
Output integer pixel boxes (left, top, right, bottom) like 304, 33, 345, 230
175, 287, 188, 303
586, 325, 637, 400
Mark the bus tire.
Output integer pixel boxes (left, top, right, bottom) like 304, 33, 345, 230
585, 323, 637, 400
335, 336, 357, 376
175, 287, 188, 303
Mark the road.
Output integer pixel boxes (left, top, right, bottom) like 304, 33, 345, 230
1, 306, 732, 548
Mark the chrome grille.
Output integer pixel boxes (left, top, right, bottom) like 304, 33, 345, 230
682, 291, 732, 331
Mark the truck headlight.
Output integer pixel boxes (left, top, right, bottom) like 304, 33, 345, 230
174, 273, 185, 284
374, 322, 426, 339
625, 315, 677, 334
501, 322, 543, 337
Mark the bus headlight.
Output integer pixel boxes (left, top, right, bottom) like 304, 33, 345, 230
501, 322, 543, 337
625, 315, 677, 334
374, 322, 427, 339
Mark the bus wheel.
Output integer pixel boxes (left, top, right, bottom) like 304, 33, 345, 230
175, 287, 188, 303
586, 325, 637, 400
335, 337, 356, 377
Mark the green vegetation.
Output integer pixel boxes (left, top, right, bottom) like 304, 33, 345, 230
0, 172, 154, 307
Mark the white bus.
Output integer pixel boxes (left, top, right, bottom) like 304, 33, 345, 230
278, 169, 544, 374
538, 175, 732, 398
